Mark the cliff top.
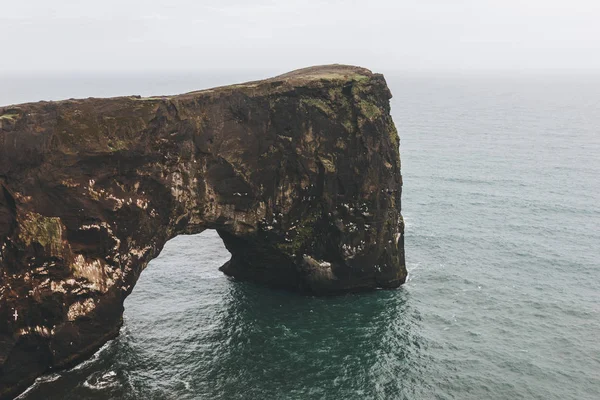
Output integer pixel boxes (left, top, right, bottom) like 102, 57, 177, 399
264, 64, 372, 82
0, 65, 377, 111
181, 64, 377, 99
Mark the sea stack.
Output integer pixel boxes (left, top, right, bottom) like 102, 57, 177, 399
0, 65, 405, 398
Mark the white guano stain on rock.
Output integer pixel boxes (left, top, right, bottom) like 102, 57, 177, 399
18, 325, 52, 337
130, 246, 151, 259
67, 298, 96, 321
72, 255, 121, 293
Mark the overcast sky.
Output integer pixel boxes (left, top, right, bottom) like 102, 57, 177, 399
2, 0, 600, 73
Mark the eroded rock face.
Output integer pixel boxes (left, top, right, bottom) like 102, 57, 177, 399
0, 65, 405, 398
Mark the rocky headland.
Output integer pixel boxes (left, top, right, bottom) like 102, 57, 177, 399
0, 65, 405, 398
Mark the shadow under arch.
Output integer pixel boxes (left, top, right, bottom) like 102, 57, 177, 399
16, 231, 426, 400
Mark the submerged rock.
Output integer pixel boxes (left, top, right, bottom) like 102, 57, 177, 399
0, 64, 405, 398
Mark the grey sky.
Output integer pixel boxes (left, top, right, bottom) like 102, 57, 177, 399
2, 0, 600, 73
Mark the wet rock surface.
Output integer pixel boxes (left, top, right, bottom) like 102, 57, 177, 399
0, 65, 405, 398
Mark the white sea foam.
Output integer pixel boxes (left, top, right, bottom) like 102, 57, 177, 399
69, 339, 114, 372
15, 374, 61, 399
83, 370, 118, 390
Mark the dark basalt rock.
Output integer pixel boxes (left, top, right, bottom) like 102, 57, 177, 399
0, 65, 405, 398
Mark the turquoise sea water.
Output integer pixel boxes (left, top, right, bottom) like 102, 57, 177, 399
4, 71, 600, 400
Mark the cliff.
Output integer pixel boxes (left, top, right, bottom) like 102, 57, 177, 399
0, 65, 405, 398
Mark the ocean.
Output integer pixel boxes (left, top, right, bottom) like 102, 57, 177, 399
3, 70, 599, 400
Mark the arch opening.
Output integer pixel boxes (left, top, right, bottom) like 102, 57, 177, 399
16, 229, 417, 400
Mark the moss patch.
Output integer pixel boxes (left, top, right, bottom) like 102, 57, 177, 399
341, 120, 354, 133
327, 87, 352, 110
0, 112, 19, 121
319, 156, 336, 173
358, 100, 382, 121
327, 87, 356, 133
106, 138, 129, 151
335, 138, 347, 149
132, 96, 170, 101
278, 207, 323, 254
18, 212, 65, 257
351, 74, 371, 83
54, 101, 157, 154
388, 121, 400, 148
300, 98, 334, 117
292, 71, 371, 83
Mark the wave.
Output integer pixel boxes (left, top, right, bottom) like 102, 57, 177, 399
82, 370, 119, 391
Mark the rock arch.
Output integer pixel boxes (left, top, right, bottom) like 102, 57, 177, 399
0, 65, 405, 398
